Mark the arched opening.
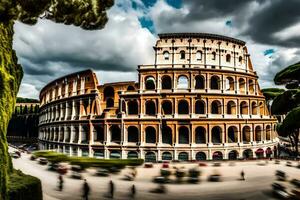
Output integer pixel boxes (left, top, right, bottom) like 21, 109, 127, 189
180, 50, 185, 59
212, 151, 223, 160
251, 102, 258, 115
110, 150, 121, 159
243, 149, 253, 159
259, 102, 264, 115
93, 125, 104, 142
195, 100, 205, 114
162, 126, 172, 145
110, 125, 121, 143
255, 148, 264, 159
266, 125, 271, 140
162, 152, 172, 160
195, 127, 206, 144
73, 127, 79, 143
228, 126, 238, 143
178, 100, 189, 114
177, 75, 189, 89
239, 56, 243, 63
242, 126, 251, 143
228, 150, 238, 160
145, 126, 156, 143
210, 76, 220, 90
178, 126, 189, 144
227, 101, 236, 114
81, 126, 89, 144
240, 101, 248, 115
106, 98, 114, 108
196, 51, 202, 60
65, 127, 71, 142
128, 126, 139, 143
127, 85, 135, 91
195, 75, 205, 89
145, 76, 155, 90
104, 86, 114, 100
127, 151, 138, 159
239, 78, 246, 93
145, 152, 156, 162
178, 152, 189, 161
60, 128, 64, 142
212, 126, 222, 144
255, 126, 262, 142
162, 100, 173, 115
211, 100, 221, 114
93, 149, 104, 158
266, 147, 272, 158
212, 52, 216, 60
163, 51, 169, 60
128, 100, 138, 115
161, 75, 172, 89
249, 80, 254, 93
195, 152, 206, 161
226, 54, 231, 62
145, 100, 156, 115
225, 77, 235, 91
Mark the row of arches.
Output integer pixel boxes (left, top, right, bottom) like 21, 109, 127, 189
126, 99, 264, 116
40, 124, 274, 144
144, 75, 255, 93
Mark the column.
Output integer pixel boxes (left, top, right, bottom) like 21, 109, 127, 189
78, 124, 82, 144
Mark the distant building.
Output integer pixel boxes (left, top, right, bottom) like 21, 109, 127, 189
38, 33, 278, 161
7, 102, 40, 142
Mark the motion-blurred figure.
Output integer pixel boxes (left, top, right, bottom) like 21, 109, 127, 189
82, 179, 90, 200
109, 180, 115, 198
241, 170, 245, 181
58, 174, 64, 191
131, 184, 136, 198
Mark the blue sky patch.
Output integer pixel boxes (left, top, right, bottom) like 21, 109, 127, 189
264, 49, 275, 56
141, 0, 157, 8
225, 20, 233, 28
139, 17, 155, 33
165, 0, 182, 9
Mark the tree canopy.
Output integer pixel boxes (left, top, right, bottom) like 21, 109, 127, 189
274, 62, 300, 85
0, 0, 114, 30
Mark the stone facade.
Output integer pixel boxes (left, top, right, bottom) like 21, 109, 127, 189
38, 33, 278, 161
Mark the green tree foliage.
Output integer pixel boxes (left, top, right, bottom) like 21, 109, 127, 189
0, 1, 114, 199
16, 97, 39, 103
272, 62, 300, 156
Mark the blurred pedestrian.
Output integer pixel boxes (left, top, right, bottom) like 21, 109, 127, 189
82, 179, 90, 200
241, 170, 245, 181
131, 184, 136, 198
109, 180, 115, 198
58, 174, 64, 191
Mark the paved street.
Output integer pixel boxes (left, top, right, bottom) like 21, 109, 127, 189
10, 148, 300, 200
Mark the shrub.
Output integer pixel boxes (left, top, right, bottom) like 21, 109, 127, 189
8, 170, 42, 200
160, 169, 172, 177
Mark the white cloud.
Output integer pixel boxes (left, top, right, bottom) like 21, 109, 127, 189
273, 22, 300, 41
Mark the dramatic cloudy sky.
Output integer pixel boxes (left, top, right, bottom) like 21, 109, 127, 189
14, 0, 300, 99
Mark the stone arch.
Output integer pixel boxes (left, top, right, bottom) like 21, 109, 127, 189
162, 152, 173, 160
128, 100, 138, 115
177, 75, 189, 89
127, 85, 135, 91
110, 150, 121, 159
178, 152, 189, 161
196, 50, 202, 60
243, 149, 253, 159
226, 54, 231, 62
242, 126, 251, 143
210, 76, 220, 90
161, 75, 172, 89
212, 126, 222, 144
178, 100, 189, 114
128, 126, 139, 143
163, 51, 169, 60
178, 126, 189, 144
239, 78, 246, 93
195, 75, 205, 89
211, 100, 222, 114
251, 101, 258, 115
180, 50, 185, 59
145, 76, 155, 90
240, 101, 248, 115
228, 150, 238, 160
145, 126, 156, 143
213, 151, 223, 160
145, 151, 156, 162
255, 148, 264, 159
104, 86, 114, 100
162, 126, 172, 145
266, 125, 271, 140
110, 125, 121, 143
145, 100, 156, 115
127, 151, 138, 159
195, 100, 205, 114
162, 100, 173, 115
249, 79, 254, 93
106, 98, 114, 108
81, 125, 89, 143
195, 126, 206, 144
227, 101, 236, 114
225, 77, 235, 91
228, 126, 238, 143
255, 126, 262, 142
195, 152, 206, 161
93, 125, 104, 142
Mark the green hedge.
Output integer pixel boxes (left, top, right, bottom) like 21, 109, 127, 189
33, 151, 144, 169
8, 170, 42, 200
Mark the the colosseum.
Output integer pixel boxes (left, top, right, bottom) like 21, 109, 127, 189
38, 33, 278, 162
